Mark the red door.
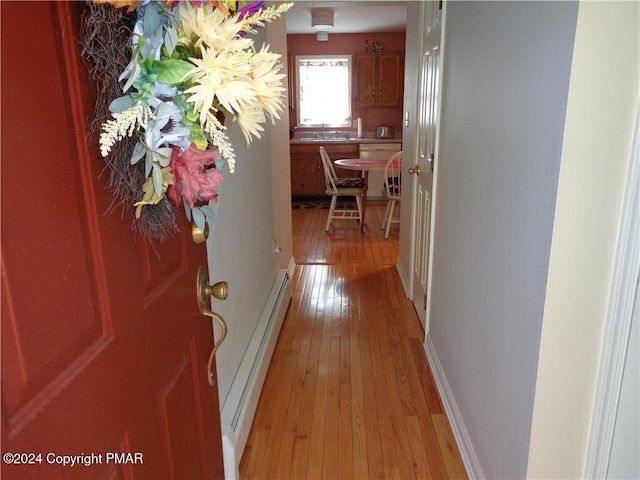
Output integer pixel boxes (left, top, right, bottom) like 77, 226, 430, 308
1, 2, 224, 478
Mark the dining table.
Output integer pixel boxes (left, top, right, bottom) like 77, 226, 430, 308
334, 157, 402, 233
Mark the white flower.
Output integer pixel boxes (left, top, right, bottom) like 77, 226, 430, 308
184, 47, 255, 122
248, 46, 286, 122
178, 2, 250, 52
203, 112, 236, 173
235, 104, 266, 145
100, 103, 152, 157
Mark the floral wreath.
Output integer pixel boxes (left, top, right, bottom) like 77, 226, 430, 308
81, 0, 292, 241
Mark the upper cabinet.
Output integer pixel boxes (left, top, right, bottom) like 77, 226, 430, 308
353, 54, 403, 108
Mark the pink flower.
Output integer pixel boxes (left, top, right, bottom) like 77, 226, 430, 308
168, 144, 224, 207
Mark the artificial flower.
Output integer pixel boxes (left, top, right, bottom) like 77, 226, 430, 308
178, 2, 249, 51
95, 0, 292, 238
168, 144, 224, 208
134, 168, 174, 218
167, 0, 232, 15
94, 0, 140, 12
99, 103, 152, 157
235, 1, 263, 20
185, 48, 254, 123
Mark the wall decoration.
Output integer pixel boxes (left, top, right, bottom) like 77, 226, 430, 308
370, 40, 385, 54
81, 0, 292, 241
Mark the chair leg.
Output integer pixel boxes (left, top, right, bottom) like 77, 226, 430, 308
382, 199, 392, 230
385, 199, 396, 239
326, 196, 338, 231
355, 194, 363, 224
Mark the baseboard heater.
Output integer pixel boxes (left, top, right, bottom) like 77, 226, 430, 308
220, 264, 293, 479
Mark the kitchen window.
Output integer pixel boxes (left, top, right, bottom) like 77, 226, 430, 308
296, 55, 352, 127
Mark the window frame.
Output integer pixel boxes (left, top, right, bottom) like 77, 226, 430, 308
295, 54, 353, 128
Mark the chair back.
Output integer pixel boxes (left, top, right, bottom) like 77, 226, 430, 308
384, 151, 403, 199
319, 146, 339, 193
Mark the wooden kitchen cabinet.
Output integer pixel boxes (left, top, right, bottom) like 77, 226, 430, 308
353, 54, 403, 108
290, 143, 359, 196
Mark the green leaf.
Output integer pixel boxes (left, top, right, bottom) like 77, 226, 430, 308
155, 59, 194, 86
192, 207, 206, 234
190, 123, 203, 136
164, 27, 178, 57
155, 147, 173, 167
130, 141, 146, 165
144, 152, 153, 177
108, 95, 135, 113
193, 137, 208, 150
152, 164, 163, 197
122, 62, 141, 93
143, 56, 155, 73
143, 4, 161, 38
200, 205, 217, 224
185, 110, 199, 122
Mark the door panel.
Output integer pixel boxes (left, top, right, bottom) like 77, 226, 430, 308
410, 1, 441, 330
1, 2, 224, 479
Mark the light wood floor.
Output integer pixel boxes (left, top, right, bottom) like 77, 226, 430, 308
239, 201, 467, 479
290, 200, 399, 265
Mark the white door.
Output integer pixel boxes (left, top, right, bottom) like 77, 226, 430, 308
410, 1, 442, 330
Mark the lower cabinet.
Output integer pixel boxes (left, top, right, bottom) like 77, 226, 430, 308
290, 143, 359, 196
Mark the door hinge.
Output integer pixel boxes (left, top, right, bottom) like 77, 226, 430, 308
423, 294, 428, 311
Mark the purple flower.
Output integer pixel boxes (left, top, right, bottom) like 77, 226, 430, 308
236, 1, 264, 20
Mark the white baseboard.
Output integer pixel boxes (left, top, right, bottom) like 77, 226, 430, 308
424, 336, 484, 479
221, 268, 292, 479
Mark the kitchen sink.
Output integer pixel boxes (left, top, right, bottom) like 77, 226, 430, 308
294, 136, 354, 142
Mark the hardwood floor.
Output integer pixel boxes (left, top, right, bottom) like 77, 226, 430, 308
291, 200, 399, 265
239, 202, 467, 479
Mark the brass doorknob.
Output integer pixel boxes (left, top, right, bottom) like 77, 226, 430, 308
197, 265, 228, 311
409, 166, 421, 175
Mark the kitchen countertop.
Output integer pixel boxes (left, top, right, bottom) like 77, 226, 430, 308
290, 136, 402, 145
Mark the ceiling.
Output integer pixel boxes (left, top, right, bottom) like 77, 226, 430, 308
285, 1, 408, 34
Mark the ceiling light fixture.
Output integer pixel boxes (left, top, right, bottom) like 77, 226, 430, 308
311, 8, 333, 30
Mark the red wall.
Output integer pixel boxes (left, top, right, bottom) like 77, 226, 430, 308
286, 32, 406, 134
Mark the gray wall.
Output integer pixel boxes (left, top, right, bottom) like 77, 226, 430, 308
429, 2, 578, 478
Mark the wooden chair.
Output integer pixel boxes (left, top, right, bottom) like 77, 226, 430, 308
382, 151, 403, 238
319, 146, 364, 232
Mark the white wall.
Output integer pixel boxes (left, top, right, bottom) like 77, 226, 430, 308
527, 2, 640, 477
428, 2, 578, 478
206, 18, 292, 406
267, 14, 294, 271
